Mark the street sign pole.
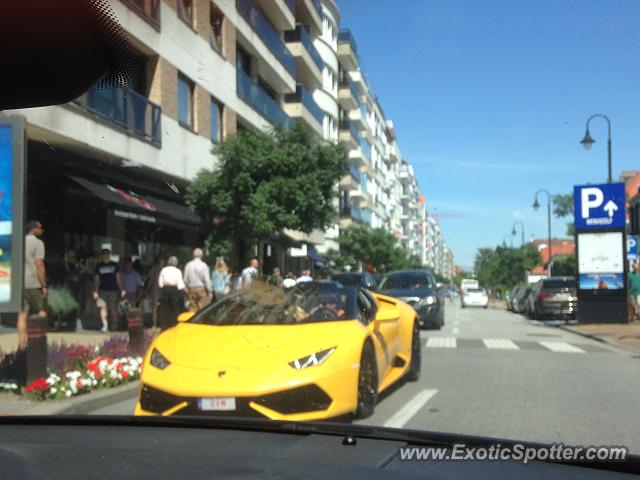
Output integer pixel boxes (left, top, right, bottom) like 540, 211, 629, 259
573, 183, 627, 324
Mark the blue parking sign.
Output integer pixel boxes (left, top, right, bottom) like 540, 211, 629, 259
628, 236, 638, 261
573, 183, 626, 231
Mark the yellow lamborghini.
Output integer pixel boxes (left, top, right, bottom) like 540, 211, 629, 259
135, 280, 421, 421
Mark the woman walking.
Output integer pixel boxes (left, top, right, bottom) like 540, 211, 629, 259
157, 256, 186, 331
211, 258, 230, 299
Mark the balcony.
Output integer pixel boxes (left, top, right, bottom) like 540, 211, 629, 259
237, 68, 294, 129
338, 29, 358, 70
237, 0, 296, 77
74, 86, 161, 146
339, 120, 359, 147
339, 164, 361, 191
283, 85, 323, 136
285, 26, 323, 87
338, 78, 358, 110
121, 0, 160, 30
359, 137, 371, 161
348, 107, 365, 130
255, 0, 296, 30
296, 0, 323, 36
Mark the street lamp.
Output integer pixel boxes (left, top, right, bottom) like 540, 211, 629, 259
580, 113, 613, 183
502, 234, 513, 248
533, 189, 552, 276
511, 221, 525, 247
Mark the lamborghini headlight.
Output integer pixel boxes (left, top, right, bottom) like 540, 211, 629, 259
150, 348, 171, 370
289, 347, 336, 370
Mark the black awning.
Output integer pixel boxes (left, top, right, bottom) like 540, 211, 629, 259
68, 175, 201, 226
307, 248, 328, 267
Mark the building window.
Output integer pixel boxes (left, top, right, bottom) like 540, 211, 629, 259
210, 3, 224, 53
211, 97, 224, 142
178, 73, 194, 129
177, 0, 193, 26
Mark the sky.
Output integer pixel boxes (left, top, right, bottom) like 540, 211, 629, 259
337, 0, 640, 269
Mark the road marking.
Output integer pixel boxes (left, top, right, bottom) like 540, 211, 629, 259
384, 389, 438, 428
425, 337, 457, 348
539, 341, 585, 353
452, 327, 460, 335
483, 338, 520, 350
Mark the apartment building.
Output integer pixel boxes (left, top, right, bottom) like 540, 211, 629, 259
6, 0, 336, 277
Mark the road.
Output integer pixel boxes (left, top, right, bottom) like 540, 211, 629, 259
91, 302, 640, 451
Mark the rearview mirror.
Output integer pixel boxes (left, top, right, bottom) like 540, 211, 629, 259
177, 311, 195, 323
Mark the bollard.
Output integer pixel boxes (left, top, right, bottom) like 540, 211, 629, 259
127, 308, 145, 355
26, 315, 48, 385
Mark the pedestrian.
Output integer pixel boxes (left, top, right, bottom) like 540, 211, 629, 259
241, 257, 260, 288
628, 262, 640, 322
144, 255, 166, 329
92, 291, 109, 333
282, 272, 297, 289
157, 256, 186, 330
16, 220, 47, 350
296, 269, 313, 284
183, 248, 212, 312
268, 267, 284, 287
94, 248, 124, 332
211, 258, 230, 298
121, 257, 144, 306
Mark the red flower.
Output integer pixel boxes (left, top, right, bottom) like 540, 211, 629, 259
121, 371, 129, 380
25, 377, 48, 393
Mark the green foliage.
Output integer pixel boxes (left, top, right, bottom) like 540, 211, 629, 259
474, 245, 541, 294
553, 193, 575, 236
551, 254, 577, 276
186, 125, 345, 263
46, 288, 79, 316
333, 226, 424, 273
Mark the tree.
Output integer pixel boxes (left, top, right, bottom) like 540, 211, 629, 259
552, 193, 575, 236
332, 226, 419, 273
186, 125, 345, 265
551, 254, 577, 276
474, 245, 540, 294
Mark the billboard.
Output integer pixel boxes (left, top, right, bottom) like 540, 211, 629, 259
577, 232, 624, 274
578, 273, 625, 290
0, 116, 25, 312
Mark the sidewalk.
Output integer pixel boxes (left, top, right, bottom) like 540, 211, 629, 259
559, 322, 640, 352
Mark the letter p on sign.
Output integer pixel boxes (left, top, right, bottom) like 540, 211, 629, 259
581, 187, 603, 219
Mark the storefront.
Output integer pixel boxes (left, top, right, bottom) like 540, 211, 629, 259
25, 141, 203, 328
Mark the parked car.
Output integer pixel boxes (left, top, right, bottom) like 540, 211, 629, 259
379, 269, 444, 329
460, 278, 479, 294
461, 287, 489, 308
330, 272, 378, 291
506, 287, 520, 311
512, 286, 532, 314
525, 276, 577, 320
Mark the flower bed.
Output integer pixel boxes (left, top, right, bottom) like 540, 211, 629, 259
16, 332, 155, 401
24, 356, 143, 401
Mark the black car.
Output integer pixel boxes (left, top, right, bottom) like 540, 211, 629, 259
525, 276, 577, 320
330, 272, 378, 291
506, 286, 520, 311
379, 269, 444, 329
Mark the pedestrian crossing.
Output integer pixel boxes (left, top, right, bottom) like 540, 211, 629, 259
424, 336, 606, 353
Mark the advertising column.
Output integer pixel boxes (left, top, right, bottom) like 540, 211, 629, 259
573, 183, 627, 323
0, 116, 26, 313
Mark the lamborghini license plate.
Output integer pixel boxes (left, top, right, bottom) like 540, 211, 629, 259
198, 397, 236, 411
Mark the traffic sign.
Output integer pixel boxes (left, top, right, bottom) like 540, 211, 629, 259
628, 236, 638, 261
573, 182, 626, 231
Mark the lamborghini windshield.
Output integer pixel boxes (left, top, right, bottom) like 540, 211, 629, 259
191, 281, 357, 326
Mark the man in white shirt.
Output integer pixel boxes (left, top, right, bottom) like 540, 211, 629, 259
241, 257, 260, 289
157, 256, 186, 330
183, 248, 212, 311
296, 269, 313, 284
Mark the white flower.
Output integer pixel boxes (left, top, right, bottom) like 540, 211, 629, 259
65, 390, 72, 397
50, 387, 57, 394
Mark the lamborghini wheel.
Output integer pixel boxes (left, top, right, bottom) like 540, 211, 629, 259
406, 320, 421, 382
354, 341, 378, 419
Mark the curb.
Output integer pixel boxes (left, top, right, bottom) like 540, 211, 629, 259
25, 381, 140, 415
557, 324, 640, 354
